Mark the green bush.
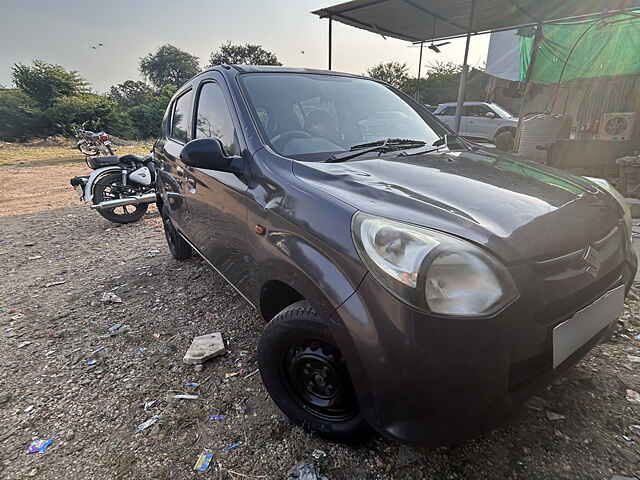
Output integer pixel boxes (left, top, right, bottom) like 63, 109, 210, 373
43, 94, 136, 139
0, 89, 42, 141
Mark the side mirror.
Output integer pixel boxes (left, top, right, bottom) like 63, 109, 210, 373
180, 138, 234, 171
485, 112, 497, 119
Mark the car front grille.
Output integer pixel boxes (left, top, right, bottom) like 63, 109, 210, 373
531, 224, 625, 327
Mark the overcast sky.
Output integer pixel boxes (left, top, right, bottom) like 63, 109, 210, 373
1, 0, 490, 93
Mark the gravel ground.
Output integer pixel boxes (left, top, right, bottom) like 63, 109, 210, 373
0, 159, 639, 479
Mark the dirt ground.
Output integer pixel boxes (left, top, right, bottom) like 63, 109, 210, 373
0, 145, 639, 479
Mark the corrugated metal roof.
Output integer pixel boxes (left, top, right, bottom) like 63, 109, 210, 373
312, 0, 640, 42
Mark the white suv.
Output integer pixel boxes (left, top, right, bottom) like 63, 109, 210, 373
432, 102, 518, 144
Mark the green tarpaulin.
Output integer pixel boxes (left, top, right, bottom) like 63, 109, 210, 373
520, 12, 640, 84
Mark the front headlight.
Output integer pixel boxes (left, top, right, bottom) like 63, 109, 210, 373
584, 177, 632, 241
352, 213, 518, 316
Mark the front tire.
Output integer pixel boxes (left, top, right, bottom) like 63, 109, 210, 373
258, 300, 370, 442
161, 207, 192, 260
93, 172, 148, 224
78, 142, 98, 156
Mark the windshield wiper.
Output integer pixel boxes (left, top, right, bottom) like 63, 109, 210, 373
326, 138, 427, 163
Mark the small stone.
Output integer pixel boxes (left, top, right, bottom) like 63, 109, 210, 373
627, 355, 640, 363
526, 396, 547, 411
626, 389, 640, 404
66, 430, 75, 441
17, 341, 32, 349
183, 332, 226, 365
546, 410, 566, 421
194, 364, 204, 372
100, 292, 122, 304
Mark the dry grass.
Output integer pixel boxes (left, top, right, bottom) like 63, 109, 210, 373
0, 141, 152, 166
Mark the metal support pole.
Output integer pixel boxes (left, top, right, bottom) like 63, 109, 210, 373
415, 42, 424, 101
454, 33, 471, 133
454, 0, 475, 134
328, 17, 333, 70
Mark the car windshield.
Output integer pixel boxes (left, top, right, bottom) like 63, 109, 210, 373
240, 73, 445, 161
491, 104, 515, 118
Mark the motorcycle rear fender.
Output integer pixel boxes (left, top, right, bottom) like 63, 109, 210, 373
83, 166, 121, 203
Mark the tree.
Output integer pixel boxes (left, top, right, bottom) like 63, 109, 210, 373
108, 80, 154, 109
12, 60, 89, 108
208, 42, 282, 67
126, 84, 176, 138
139, 44, 200, 90
366, 61, 410, 91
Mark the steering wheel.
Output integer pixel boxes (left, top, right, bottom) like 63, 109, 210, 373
271, 130, 312, 151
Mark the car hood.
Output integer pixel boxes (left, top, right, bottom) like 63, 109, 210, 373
292, 150, 621, 263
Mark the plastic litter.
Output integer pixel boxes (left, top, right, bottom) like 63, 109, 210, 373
208, 414, 225, 421
174, 394, 199, 400
194, 452, 214, 472
311, 449, 327, 460
144, 400, 157, 410
87, 359, 97, 366
108, 324, 129, 336
222, 441, 241, 451
635, 334, 640, 340
137, 415, 159, 433
286, 462, 329, 480
626, 389, 640, 404
26, 438, 54, 454
185, 382, 200, 389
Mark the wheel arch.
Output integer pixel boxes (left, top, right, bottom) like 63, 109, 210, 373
83, 166, 122, 203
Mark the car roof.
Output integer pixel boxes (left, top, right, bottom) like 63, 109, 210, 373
203, 65, 363, 79
437, 101, 491, 107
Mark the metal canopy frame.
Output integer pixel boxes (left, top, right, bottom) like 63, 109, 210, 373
314, 0, 640, 133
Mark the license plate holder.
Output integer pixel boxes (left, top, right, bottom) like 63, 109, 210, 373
552, 285, 625, 368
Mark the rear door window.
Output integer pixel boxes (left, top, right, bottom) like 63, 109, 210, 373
170, 90, 192, 143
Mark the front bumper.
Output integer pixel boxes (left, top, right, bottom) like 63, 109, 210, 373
332, 251, 637, 445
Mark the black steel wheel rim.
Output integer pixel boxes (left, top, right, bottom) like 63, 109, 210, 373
284, 340, 357, 422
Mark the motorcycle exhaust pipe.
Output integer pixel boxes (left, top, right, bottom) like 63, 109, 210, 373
91, 192, 156, 210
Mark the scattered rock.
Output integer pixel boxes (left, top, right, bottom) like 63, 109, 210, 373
546, 411, 566, 421
17, 341, 32, 349
44, 280, 66, 288
526, 396, 547, 411
286, 463, 329, 480
183, 332, 226, 365
100, 292, 122, 304
626, 389, 640, 404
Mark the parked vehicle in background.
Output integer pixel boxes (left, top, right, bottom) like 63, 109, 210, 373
154, 66, 636, 446
70, 153, 156, 223
71, 122, 116, 156
433, 101, 517, 148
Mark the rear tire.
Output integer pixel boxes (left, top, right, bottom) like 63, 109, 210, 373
161, 207, 192, 260
93, 172, 148, 224
258, 300, 371, 442
494, 129, 515, 152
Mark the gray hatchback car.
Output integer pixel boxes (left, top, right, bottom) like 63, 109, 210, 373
154, 65, 637, 444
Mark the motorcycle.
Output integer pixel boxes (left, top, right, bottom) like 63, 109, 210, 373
71, 122, 116, 156
70, 153, 157, 224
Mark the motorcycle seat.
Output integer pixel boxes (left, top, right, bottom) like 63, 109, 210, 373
120, 154, 153, 164
87, 155, 119, 169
